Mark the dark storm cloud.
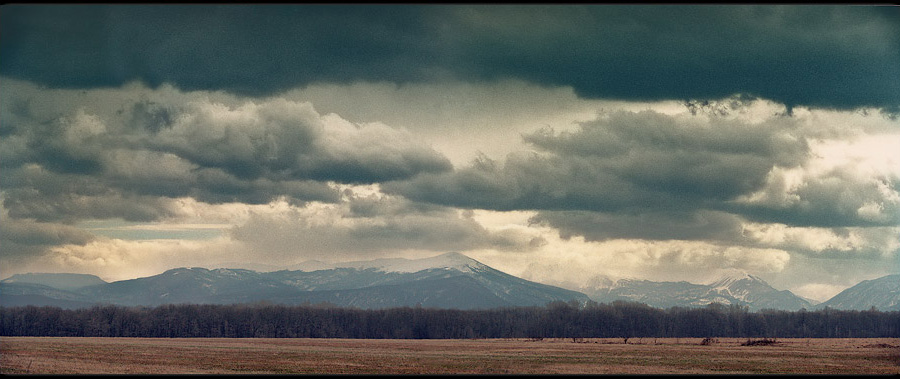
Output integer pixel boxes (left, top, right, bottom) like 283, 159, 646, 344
1, 164, 181, 223
529, 210, 746, 243
2, 5, 897, 110
524, 110, 807, 200
1, 5, 439, 95
0, 212, 95, 250
0, 220, 95, 264
451, 5, 900, 111
135, 98, 452, 184
0, 192, 97, 263
384, 103, 900, 241
0, 80, 450, 223
384, 109, 809, 215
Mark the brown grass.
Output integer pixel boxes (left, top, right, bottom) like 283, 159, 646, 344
1, 337, 898, 374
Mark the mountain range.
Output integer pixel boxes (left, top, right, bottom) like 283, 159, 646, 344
0, 252, 588, 310
1, 253, 897, 311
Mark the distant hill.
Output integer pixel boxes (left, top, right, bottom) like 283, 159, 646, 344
0, 282, 98, 309
1, 253, 589, 309
817, 274, 900, 311
1, 273, 107, 291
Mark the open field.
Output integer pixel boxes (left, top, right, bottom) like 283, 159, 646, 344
1, 337, 898, 374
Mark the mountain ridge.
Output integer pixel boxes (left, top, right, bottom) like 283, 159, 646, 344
817, 274, 900, 311
2, 255, 897, 311
1, 273, 107, 291
558, 270, 835, 311
1, 253, 588, 309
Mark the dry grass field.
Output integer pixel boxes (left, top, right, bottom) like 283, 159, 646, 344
1, 337, 898, 374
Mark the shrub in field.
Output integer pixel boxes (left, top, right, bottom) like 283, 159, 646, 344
741, 338, 777, 346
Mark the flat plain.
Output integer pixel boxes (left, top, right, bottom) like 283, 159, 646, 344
1, 337, 897, 374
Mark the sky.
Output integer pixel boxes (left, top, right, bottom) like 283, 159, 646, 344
2, 4, 899, 303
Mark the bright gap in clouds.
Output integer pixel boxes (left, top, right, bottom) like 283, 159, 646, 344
78, 220, 229, 241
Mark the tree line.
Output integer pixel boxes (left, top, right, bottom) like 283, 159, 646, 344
1, 300, 897, 339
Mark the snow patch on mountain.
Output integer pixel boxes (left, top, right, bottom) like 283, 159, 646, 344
705, 268, 760, 287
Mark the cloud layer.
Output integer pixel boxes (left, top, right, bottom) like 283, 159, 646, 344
0, 80, 461, 275
385, 97, 900, 269
3, 5, 898, 110
1, 79, 450, 224
388, 99, 898, 220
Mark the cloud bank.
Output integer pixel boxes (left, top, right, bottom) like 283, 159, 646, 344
384, 96, 900, 266
3, 5, 898, 110
1, 79, 450, 223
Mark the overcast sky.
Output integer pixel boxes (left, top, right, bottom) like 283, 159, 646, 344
2, 4, 898, 302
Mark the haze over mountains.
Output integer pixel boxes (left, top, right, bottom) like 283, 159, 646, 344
1, 253, 897, 312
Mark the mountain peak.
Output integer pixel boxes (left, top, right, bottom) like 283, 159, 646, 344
436, 251, 472, 261
705, 269, 763, 288
425, 252, 481, 267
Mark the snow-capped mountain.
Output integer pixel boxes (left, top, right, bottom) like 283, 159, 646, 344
817, 274, 900, 311
3, 258, 895, 312
586, 278, 740, 309
705, 269, 759, 288
0, 253, 588, 309
705, 270, 813, 311
573, 270, 812, 311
